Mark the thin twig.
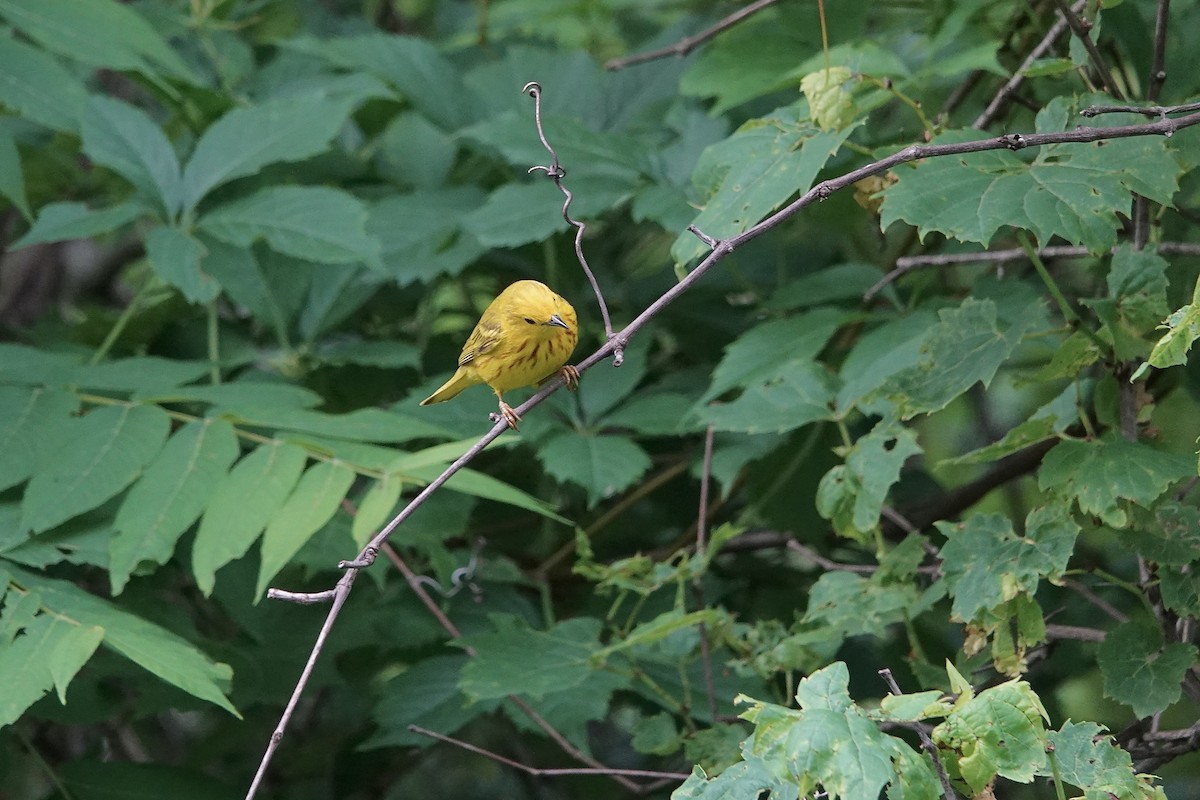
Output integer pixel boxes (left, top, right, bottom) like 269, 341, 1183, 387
1064, 578, 1129, 623
522, 82, 621, 365
266, 588, 338, 604
604, 0, 781, 71
878, 669, 962, 800
864, 242, 1200, 300
1148, 0, 1172, 102
693, 425, 718, 723
975, 0, 1085, 129
1045, 623, 1106, 642
1045, 0, 1124, 99
1082, 100, 1200, 118
408, 725, 691, 780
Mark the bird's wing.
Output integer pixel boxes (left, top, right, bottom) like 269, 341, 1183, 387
458, 316, 503, 366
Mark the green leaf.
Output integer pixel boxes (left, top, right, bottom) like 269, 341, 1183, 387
1037, 436, 1195, 528
135, 381, 323, 411
20, 404, 170, 534
836, 311, 939, 415
816, 421, 922, 540
109, 419, 239, 594
197, 238, 289, 339
1128, 502, 1200, 565
0, 0, 196, 80
12, 200, 145, 249
803, 571, 919, 639
81, 95, 182, 216
191, 442, 308, 596
0, 34, 88, 132
1133, 274, 1200, 380
943, 382, 1081, 466
938, 507, 1079, 622
1098, 620, 1198, 718
227, 406, 445, 445
672, 101, 859, 266
698, 360, 837, 434
66, 357, 212, 393
7, 566, 236, 714
882, 298, 1031, 418
181, 90, 375, 211
366, 654, 500, 748
0, 601, 103, 725
351, 473, 402, 547
800, 67, 856, 131
881, 100, 1181, 252
462, 183, 565, 248
255, 460, 355, 597
145, 226, 220, 304
0, 387, 79, 492
537, 433, 652, 508
198, 186, 379, 266
702, 310, 845, 402
1040, 721, 1143, 800
931, 678, 1048, 793
459, 617, 604, 702
632, 712, 681, 756
368, 189, 487, 284
404, 463, 569, 525
0, 118, 31, 219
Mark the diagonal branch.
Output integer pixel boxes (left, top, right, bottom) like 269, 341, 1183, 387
1045, 0, 1124, 99
604, 0, 781, 71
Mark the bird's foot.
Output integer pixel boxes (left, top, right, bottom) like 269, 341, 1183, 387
559, 365, 580, 391
491, 401, 521, 431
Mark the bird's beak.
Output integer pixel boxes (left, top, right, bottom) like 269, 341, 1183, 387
547, 314, 570, 331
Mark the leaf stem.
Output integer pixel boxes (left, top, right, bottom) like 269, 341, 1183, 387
207, 299, 221, 385
1047, 743, 1068, 800
89, 280, 152, 365
1017, 232, 1108, 352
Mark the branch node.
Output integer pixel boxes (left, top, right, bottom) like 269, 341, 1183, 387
529, 164, 566, 180
687, 224, 719, 248
815, 182, 833, 200
609, 335, 626, 367
338, 546, 378, 570
1002, 133, 1026, 150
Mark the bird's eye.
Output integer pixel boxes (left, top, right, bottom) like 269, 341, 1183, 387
523, 317, 536, 325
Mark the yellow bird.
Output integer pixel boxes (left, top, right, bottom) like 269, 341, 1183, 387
420, 280, 580, 429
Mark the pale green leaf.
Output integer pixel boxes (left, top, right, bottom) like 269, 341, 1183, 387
255, 460, 355, 597
0, 387, 79, 492
352, 474, 403, 547
932, 679, 1048, 793
0, 118, 30, 219
1040, 721, 1144, 799
192, 442, 308, 596
20, 404, 170, 534
404, 463, 569, 524
109, 419, 239, 594
8, 566, 236, 714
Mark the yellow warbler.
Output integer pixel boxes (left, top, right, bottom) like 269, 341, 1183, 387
420, 280, 580, 429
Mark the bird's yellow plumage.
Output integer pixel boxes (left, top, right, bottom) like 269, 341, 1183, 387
420, 280, 580, 429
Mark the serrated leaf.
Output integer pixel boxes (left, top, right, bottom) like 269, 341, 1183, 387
0, 387, 79, 492
817, 421, 922, 540
803, 571, 919, 639
20, 404, 170, 534
0, 0, 196, 80
81, 95, 182, 216
255, 460, 355, 597
537, 433, 651, 508
702, 310, 845, 402
672, 101, 858, 266
0, 34, 88, 132
1098, 621, 1197, 718
368, 189, 487, 285
1128, 502, 1200, 565
1040, 721, 1143, 800
1133, 274, 1200, 380
944, 381, 1082, 467
12, 200, 145, 249
192, 442, 308, 596
1038, 436, 1195, 528
932, 678, 1048, 793
109, 419, 239, 594
698, 360, 837, 434
7, 565, 236, 714
459, 617, 603, 701
882, 298, 1030, 418
181, 90, 375, 211
198, 186, 379, 266
366, 654, 500, 748
145, 226, 220, 304
938, 507, 1079, 622
881, 100, 1181, 253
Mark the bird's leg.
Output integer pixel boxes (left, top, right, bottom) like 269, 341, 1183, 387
558, 365, 580, 391
492, 397, 521, 430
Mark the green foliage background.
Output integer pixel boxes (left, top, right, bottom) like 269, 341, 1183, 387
2, 1, 1200, 798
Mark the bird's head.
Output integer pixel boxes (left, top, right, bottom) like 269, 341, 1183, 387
502, 280, 578, 341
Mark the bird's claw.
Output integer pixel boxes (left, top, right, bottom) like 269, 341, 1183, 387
560, 365, 580, 391
494, 401, 521, 431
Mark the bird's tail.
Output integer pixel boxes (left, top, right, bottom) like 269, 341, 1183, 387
420, 368, 477, 406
